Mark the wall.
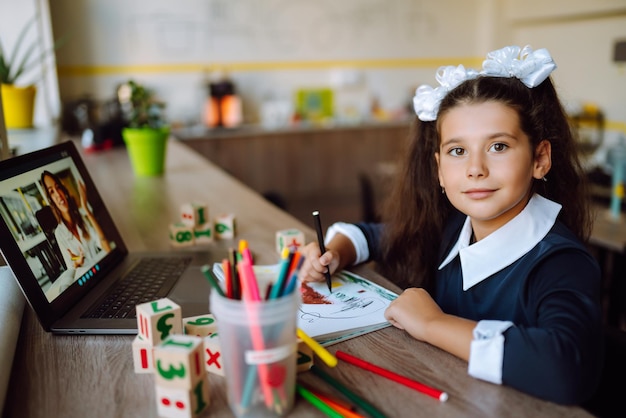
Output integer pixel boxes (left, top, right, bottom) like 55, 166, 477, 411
43, 0, 626, 133
48, 0, 482, 125
504, 0, 626, 131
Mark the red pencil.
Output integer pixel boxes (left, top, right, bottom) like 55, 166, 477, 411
222, 259, 233, 298
335, 350, 449, 402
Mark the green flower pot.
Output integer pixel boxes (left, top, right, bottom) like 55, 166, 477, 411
122, 127, 169, 176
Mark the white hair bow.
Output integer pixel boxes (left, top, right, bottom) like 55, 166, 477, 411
482, 45, 557, 88
413, 65, 479, 122
412, 45, 556, 121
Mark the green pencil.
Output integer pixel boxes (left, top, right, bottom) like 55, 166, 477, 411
311, 365, 387, 418
296, 384, 343, 418
201, 264, 225, 297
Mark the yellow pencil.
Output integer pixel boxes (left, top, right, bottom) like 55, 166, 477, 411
297, 328, 338, 368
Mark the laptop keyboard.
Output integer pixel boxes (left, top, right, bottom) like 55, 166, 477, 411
83, 256, 192, 320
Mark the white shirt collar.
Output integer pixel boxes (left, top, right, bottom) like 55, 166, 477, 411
438, 194, 562, 291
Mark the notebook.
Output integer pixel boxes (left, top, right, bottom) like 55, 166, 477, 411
0, 141, 227, 335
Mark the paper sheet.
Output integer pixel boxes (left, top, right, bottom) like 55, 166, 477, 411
0, 267, 25, 412
212, 264, 397, 345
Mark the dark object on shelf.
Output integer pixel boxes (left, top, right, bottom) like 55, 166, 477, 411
570, 106, 604, 158
61, 97, 126, 150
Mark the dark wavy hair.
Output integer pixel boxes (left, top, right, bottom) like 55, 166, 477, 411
378, 75, 591, 292
40, 170, 91, 241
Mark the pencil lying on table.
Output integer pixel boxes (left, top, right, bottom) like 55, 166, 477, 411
296, 384, 343, 418
297, 328, 337, 367
310, 365, 386, 418
336, 350, 449, 402
305, 387, 365, 418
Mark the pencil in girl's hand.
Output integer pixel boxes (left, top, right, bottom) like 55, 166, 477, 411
201, 264, 225, 297
312, 210, 332, 293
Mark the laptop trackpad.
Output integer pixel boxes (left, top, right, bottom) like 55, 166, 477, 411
168, 265, 212, 317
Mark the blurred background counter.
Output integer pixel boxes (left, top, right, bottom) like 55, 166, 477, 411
174, 119, 410, 227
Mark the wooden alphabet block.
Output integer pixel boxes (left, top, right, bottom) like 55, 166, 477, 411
136, 298, 183, 346
214, 213, 236, 239
169, 223, 195, 247
296, 338, 314, 372
180, 203, 209, 228
202, 333, 224, 376
193, 222, 214, 244
154, 335, 205, 389
155, 374, 210, 418
132, 335, 155, 374
183, 314, 218, 337
275, 228, 305, 254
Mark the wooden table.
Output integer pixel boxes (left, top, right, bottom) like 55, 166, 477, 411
3, 139, 592, 417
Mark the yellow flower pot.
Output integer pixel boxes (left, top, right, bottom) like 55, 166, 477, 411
1, 84, 37, 129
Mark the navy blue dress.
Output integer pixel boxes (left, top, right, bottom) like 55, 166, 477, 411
356, 213, 603, 404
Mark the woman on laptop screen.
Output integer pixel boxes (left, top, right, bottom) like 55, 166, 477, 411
41, 170, 111, 270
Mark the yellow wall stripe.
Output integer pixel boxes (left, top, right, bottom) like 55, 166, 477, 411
56, 57, 484, 77
606, 120, 626, 134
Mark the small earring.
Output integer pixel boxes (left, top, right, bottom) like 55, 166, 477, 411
441, 187, 445, 194
542, 176, 548, 182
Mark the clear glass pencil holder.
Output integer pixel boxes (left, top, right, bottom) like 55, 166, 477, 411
210, 290, 300, 417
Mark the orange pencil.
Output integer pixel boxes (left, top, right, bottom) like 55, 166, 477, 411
310, 390, 365, 418
221, 259, 233, 298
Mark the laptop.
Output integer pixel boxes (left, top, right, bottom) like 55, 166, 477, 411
0, 141, 227, 334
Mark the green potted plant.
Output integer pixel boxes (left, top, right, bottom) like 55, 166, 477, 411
119, 80, 170, 176
0, 14, 65, 128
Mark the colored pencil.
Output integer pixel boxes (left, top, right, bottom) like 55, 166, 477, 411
296, 384, 343, 418
237, 258, 261, 301
239, 239, 254, 265
221, 259, 233, 299
310, 390, 366, 418
236, 256, 274, 409
201, 265, 225, 297
228, 247, 241, 299
269, 247, 292, 300
335, 350, 448, 402
310, 365, 386, 418
297, 328, 338, 367
283, 254, 305, 295
312, 210, 333, 293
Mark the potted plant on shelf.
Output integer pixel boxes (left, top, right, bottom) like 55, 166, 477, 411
119, 80, 170, 176
0, 14, 65, 128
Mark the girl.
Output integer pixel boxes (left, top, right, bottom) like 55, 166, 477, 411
299, 46, 603, 405
41, 170, 111, 270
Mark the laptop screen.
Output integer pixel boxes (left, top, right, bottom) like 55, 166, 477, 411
0, 142, 125, 308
